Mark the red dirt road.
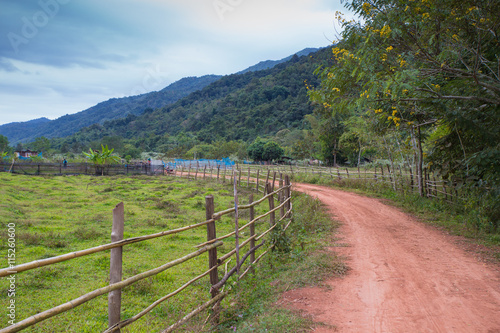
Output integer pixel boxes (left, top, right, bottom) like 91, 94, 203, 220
284, 183, 500, 333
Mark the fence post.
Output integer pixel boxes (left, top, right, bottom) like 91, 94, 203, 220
279, 176, 284, 219
284, 175, 291, 218
205, 195, 220, 324
256, 169, 260, 193
248, 194, 255, 274
217, 166, 220, 183
233, 172, 240, 273
266, 169, 270, 187
108, 202, 125, 332
387, 165, 394, 189
247, 167, 251, 187
424, 168, 428, 197
266, 183, 275, 227
272, 172, 277, 192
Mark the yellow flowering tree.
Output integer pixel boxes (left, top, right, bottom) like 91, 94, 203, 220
310, 0, 499, 225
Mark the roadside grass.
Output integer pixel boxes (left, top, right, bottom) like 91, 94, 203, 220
0, 173, 273, 332
292, 172, 500, 260
209, 192, 347, 333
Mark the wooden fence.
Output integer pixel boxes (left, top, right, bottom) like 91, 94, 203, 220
0, 171, 292, 332
0, 161, 164, 176
1, 159, 467, 204
226, 163, 463, 204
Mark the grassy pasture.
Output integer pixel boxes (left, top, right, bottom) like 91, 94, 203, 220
0, 173, 270, 332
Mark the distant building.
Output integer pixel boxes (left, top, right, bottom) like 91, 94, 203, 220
15, 150, 38, 158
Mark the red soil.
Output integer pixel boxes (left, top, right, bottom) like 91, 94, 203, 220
282, 183, 500, 333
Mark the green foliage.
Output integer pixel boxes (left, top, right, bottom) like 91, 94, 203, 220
262, 141, 284, 162
0, 134, 9, 153
247, 138, 284, 162
29, 136, 51, 152
83, 144, 121, 175
309, 0, 499, 225
247, 137, 267, 161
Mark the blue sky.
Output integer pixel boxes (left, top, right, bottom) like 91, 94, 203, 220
0, 0, 352, 125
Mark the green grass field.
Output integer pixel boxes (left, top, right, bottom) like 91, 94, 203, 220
0, 173, 278, 332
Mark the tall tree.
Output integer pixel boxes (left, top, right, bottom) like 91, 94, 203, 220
309, 0, 499, 227
311, 0, 499, 195
0, 135, 9, 154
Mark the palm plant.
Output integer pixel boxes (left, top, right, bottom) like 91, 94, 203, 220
83, 145, 121, 175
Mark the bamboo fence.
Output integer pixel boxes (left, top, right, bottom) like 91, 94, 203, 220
0, 171, 293, 333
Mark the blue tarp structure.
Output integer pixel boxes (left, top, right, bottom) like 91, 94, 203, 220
18, 152, 43, 160
168, 158, 235, 169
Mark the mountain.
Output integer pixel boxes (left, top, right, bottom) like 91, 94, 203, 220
1, 46, 326, 146
54, 47, 333, 151
237, 47, 320, 74
0, 75, 222, 145
0, 118, 51, 146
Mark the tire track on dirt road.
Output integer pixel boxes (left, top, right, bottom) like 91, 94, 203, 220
283, 183, 500, 333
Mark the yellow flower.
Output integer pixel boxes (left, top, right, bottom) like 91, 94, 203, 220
362, 2, 371, 14
374, 109, 383, 114
422, 13, 430, 20
386, 46, 394, 52
332, 87, 340, 93
380, 25, 392, 38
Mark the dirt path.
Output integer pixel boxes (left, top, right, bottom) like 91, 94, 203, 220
283, 183, 500, 333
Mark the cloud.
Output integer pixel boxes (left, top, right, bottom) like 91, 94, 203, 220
0, 0, 185, 69
0, 57, 20, 72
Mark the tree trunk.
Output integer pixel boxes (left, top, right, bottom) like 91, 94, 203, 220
417, 126, 424, 197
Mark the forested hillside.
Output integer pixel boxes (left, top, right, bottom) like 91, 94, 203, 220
0, 118, 51, 144
1, 75, 222, 145
51, 48, 333, 155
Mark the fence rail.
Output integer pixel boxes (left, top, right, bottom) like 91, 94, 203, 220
0, 171, 293, 333
0, 161, 165, 176
2, 160, 479, 205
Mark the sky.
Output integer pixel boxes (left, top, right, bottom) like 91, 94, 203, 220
0, 0, 353, 126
